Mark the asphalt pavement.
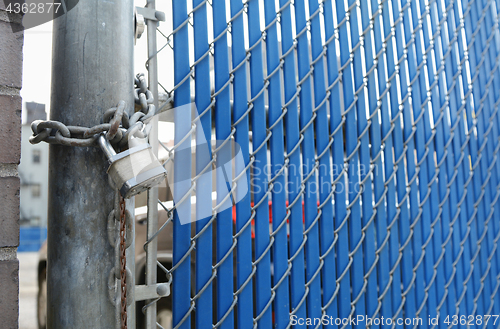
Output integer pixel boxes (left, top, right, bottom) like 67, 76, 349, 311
18, 252, 39, 329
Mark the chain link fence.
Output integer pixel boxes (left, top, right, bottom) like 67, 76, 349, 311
138, 0, 500, 327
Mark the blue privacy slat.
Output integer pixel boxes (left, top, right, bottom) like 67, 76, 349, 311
440, 0, 469, 319
278, 0, 307, 325
443, 0, 468, 318
172, 0, 192, 328
343, 0, 367, 325
262, 2, 290, 328
475, 0, 500, 317
307, 0, 337, 326
338, 0, 366, 324
420, 0, 447, 320
212, 0, 234, 327
293, 0, 323, 324
162, 0, 500, 327
361, 2, 386, 327
465, 0, 490, 316
455, 0, 480, 316
246, 0, 272, 327
428, 0, 457, 319
484, 0, 500, 267
410, 0, 438, 321
387, 1, 406, 324
429, 0, 456, 314
293, 0, 323, 325
464, 0, 486, 316
229, 0, 253, 328
193, 0, 213, 327
392, 0, 417, 323
482, 0, 500, 317
334, 0, 362, 327
402, 0, 428, 323
398, 0, 419, 322
372, 0, 395, 322
382, 0, 405, 321
357, 1, 378, 323
462, 0, 485, 317
323, 0, 347, 324
469, 0, 497, 317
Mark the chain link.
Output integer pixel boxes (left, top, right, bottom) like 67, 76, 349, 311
119, 196, 128, 329
29, 73, 155, 148
142, 0, 500, 327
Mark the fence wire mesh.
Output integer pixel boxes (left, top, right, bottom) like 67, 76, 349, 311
139, 0, 500, 327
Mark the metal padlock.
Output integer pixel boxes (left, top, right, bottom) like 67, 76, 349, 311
98, 135, 166, 198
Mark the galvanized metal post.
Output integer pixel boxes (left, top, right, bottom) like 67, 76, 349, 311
145, 0, 159, 326
47, 0, 134, 328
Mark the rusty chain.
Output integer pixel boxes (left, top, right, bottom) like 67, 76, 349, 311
107, 189, 133, 328
119, 196, 128, 329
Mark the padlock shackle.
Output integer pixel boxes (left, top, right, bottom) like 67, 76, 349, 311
98, 134, 117, 159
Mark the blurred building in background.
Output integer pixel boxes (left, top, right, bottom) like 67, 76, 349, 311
18, 101, 48, 251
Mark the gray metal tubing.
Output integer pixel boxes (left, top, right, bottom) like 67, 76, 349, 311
47, 0, 134, 327
145, 0, 160, 327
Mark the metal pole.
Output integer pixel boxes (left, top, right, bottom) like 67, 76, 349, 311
47, 0, 134, 328
145, 0, 159, 326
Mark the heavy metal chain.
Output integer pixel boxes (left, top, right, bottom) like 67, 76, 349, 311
29, 73, 155, 147
119, 196, 128, 329
108, 190, 132, 328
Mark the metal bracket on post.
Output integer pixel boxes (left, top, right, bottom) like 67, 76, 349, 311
134, 283, 170, 302
134, 7, 164, 43
135, 7, 165, 22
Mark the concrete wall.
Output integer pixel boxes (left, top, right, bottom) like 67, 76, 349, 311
0, 4, 24, 329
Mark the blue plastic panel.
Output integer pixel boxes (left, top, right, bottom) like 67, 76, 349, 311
159, 0, 500, 327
